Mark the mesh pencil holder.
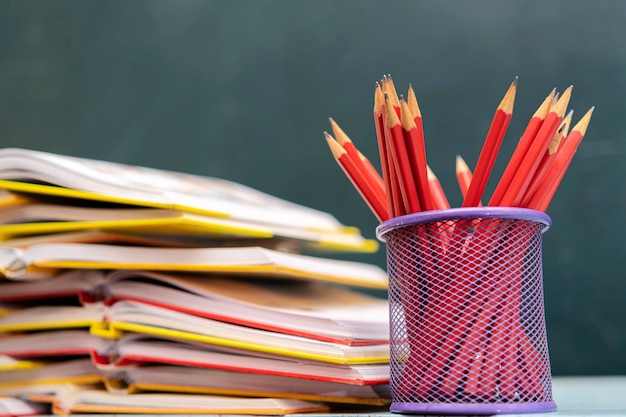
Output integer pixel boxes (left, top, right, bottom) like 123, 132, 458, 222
377, 207, 557, 415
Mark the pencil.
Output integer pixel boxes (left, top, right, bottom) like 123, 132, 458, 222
325, 132, 389, 221
527, 107, 594, 211
401, 100, 433, 211
462, 78, 517, 207
357, 150, 386, 195
427, 165, 450, 210
498, 85, 572, 207
384, 94, 421, 214
328, 117, 387, 203
374, 82, 402, 217
489, 88, 556, 206
521, 109, 573, 207
455, 155, 473, 200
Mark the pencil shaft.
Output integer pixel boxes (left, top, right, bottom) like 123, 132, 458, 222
463, 81, 516, 207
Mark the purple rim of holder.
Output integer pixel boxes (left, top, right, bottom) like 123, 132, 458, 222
377, 207, 556, 415
376, 207, 552, 241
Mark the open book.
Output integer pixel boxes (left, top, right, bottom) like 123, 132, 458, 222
0, 148, 360, 236
99, 363, 391, 405
0, 301, 388, 365
0, 201, 377, 254
0, 243, 388, 288
0, 359, 101, 389
0, 331, 389, 386
0, 396, 49, 416
0, 383, 330, 415
0, 269, 389, 345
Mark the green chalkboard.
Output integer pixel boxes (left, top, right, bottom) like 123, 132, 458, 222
0, 0, 624, 375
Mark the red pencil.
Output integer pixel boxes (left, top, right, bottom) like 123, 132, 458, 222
374, 82, 403, 217
527, 107, 594, 211
401, 100, 433, 211
462, 78, 517, 207
455, 155, 473, 200
498, 85, 572, 207
384, 94, 421, 214
328, 117, 387, 203
325, 132, 389, 221
521, 109, 573, 207
489, 88, 556, 206
427, 165, 450, 210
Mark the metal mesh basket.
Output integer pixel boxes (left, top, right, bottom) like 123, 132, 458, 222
377, 207, 557, 415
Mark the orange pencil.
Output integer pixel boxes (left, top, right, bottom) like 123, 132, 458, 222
325, 132, 389, 221
455, 155, 473, 200
527, 107, 594, 211
489, 88, 556, 206
498, 85, 572, 207
462, 78, 517, 207
521, 109, 573, 207
328, 117, 387, 203
384, 94, 421, 214
401, 100, 433, 210
374, 83, 403, 217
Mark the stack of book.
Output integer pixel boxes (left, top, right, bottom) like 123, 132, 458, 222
0, 148, 390, 415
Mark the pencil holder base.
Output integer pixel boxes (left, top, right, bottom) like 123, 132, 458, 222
391, 400, 557, 415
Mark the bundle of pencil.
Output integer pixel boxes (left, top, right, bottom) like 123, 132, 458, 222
324, 75, 594, 401
324, 75, 593, 218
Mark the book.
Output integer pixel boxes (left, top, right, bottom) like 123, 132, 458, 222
0, 301, 388, 365
0, 148, 357, 236
0, 383, 330, 415
0, 305, 104, 333
96, 300, 390, 365
0, 331, 389, 386
0, 359, 101, 388
96, 333, 390, 385
99, 364, 391, 405
0, 243, 388, 288
0, 396, 49, 416
0, 201, 378, 254
0, 269, 389, 344
0, 330, 110, 358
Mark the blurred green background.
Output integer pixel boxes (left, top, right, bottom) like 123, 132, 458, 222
1, 0, 624, 375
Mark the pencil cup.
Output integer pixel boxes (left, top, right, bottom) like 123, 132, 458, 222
377, 207, 557, 415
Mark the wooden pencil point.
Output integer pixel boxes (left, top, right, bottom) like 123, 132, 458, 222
498, 80, 517, 114
328, 118, 352, 146
407, 84, 422, 119
400, 100, 417, 130
384, 95, 401, 126
533, 88, 557, 119
552, 85, 573, 117
456, 154, 470, 173
385, 75, 401, 108
324, 132, 346, 158
426, 164, 436, 180
374, 83, 383, 115
570, 107, 594, 136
